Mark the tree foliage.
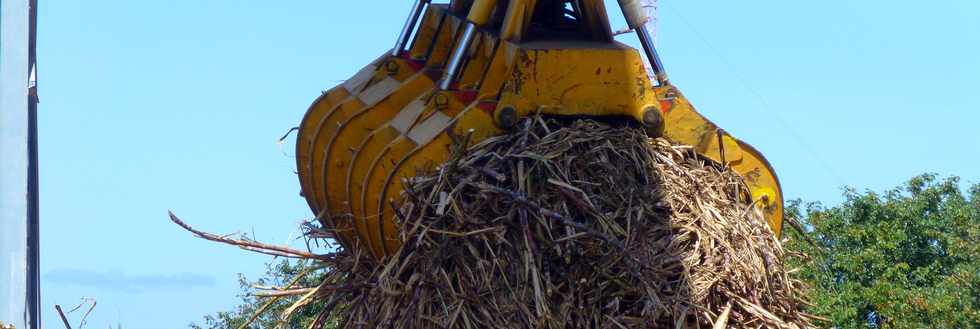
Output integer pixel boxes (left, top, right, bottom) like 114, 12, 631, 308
785, 174, 979, 328
190, 260, 328, 329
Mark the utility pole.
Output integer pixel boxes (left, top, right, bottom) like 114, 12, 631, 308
1, 0, 40, 328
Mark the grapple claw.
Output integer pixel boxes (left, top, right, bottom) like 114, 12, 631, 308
297, 1, 784, 260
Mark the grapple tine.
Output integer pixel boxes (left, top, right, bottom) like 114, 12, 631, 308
308, 73, 400, 214
344, 96, 430, 220
374, 103, 502, 256
296, 63, 378, 212
368, 111, 455, 255
297, 4, 464, 255
320, 76, 432, 258
296, 62, 384, 248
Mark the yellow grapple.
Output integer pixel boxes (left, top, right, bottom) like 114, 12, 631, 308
296, 0, 784, 259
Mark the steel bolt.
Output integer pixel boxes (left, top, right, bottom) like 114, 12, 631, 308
642, 107, 664, 138
434, 93, 449, 109
385, 60, 400, 76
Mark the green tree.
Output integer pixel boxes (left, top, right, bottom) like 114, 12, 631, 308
786, 174, 979, 328
190, 260, 328, 329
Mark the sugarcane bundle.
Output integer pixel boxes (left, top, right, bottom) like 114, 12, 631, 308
172, 116, 814, 328
286, 117, 813, 329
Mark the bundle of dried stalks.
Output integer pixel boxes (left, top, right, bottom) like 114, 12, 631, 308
174, 116, 815, 328
298, 117, 815, 328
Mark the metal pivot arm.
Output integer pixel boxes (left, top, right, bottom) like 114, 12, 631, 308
616, 0, 668, 86
391, 0, 431, 57
439, 0, 498, 90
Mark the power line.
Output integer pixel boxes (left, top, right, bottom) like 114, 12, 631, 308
663, 2, 845, 187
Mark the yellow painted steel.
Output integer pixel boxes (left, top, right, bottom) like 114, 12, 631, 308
296, 0, 784, 260
467, 0, 498, 25
500, 0, 536, 42
346, 32, 498, 258
496, 41, 654, 124
296, 5, 459, 251
655, 87, 785, 235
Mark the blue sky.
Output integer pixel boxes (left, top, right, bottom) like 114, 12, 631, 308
37, 1, 978, 328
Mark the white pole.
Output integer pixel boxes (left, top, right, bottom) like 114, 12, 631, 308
0, 0, 40, 327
